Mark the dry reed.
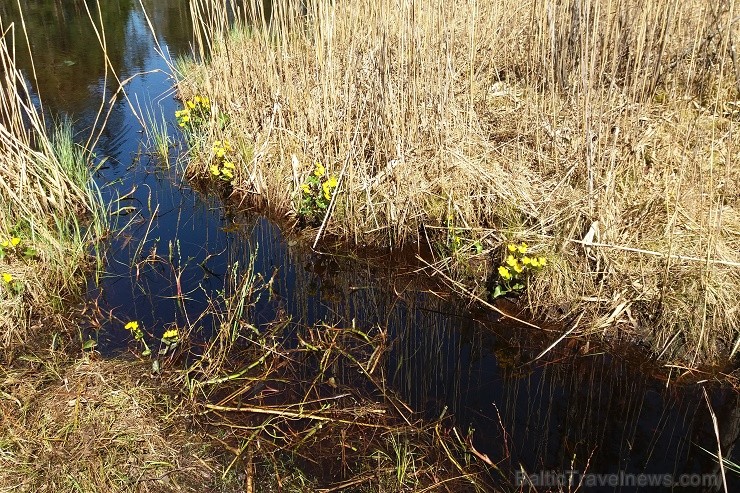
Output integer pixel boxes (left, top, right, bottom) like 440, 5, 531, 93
176, 0, 740, 365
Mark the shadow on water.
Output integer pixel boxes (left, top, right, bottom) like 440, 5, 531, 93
4, 0, 738, 490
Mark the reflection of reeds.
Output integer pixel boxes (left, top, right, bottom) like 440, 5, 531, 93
177, 257, 498, 491
178, 0, 740, 365
0, 20, 105, 349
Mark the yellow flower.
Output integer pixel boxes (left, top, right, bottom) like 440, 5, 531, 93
507, 244, 517, 252
162, 328, 179, 340
0, 240, 8, 248
518, 242, 528, 254
221, 168, 234, 180
513, 262, 524, 274
222, 161, 235, 169
300, 183, 311, 194
521, 256, 531, 265
209, 165, 221, 176
314, 161, 325, 177
538, 257, 547, 266
498, 266, 511, 280
326, 176, 338, 189
2, 273, 12, 283
186, 100, 196, 109
10, 237, 20, 247
530, 258, 540, 268
506, 255, 517, 267
323, 189, 331, 200
124, 321, 139, 331
194, 95, 202, 104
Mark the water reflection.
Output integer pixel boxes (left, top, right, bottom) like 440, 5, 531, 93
0, 0, 191, 123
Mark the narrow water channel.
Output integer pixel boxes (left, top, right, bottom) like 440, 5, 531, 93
3, 1, 738, 491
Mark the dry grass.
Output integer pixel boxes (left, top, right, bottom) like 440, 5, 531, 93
0, 18, 105, 351
175, 262, 500, 492
176, 0, 740, 364
0, 349, 241, 493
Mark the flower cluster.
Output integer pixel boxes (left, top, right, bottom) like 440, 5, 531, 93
162, 328, 179, 344
492, 242, 547, 299
0, 236, 21, 262
159, 327, 180, 357
175, 95, 211, 132
209, 140, 236, 183
298, 161, 339, 225
0, 235, 37, 262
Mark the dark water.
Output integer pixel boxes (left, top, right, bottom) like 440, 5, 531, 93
3, 1, 738, 491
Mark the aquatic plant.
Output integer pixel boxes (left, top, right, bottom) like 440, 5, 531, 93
492, 242, 547, 299
124, 320, 152, 356
0, 235, 38, 262
175, 95, 211, 133
297, 161, 339, 225
209, 139, 236, 183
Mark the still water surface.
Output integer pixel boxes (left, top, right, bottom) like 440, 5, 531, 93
3, 1, 738, 490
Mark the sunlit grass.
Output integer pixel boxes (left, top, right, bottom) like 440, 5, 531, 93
177, 0, 740, 365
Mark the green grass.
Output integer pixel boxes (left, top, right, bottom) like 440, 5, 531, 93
0, 14, 106, 353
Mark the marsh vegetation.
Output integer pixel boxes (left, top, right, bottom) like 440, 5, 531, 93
178, 0, 740, 365
1, 0, 739, 492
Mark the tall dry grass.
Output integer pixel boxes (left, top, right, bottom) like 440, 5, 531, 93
0, 20, 104, 351
177, 0, 740, 365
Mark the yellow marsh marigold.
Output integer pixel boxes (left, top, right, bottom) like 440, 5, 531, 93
517, 242, 528, 254
124, 321, 139, 331
507, 244, 517, 252
11, 237, 20, 247
2, 273, 13, 283
162, 328, 179, 340
314, 161, 326, 177
498, 266, 512, 280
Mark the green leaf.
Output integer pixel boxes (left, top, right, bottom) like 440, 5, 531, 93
492, 285, 506, 299
82, 338, 97, 350
141, 348, 152, 357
